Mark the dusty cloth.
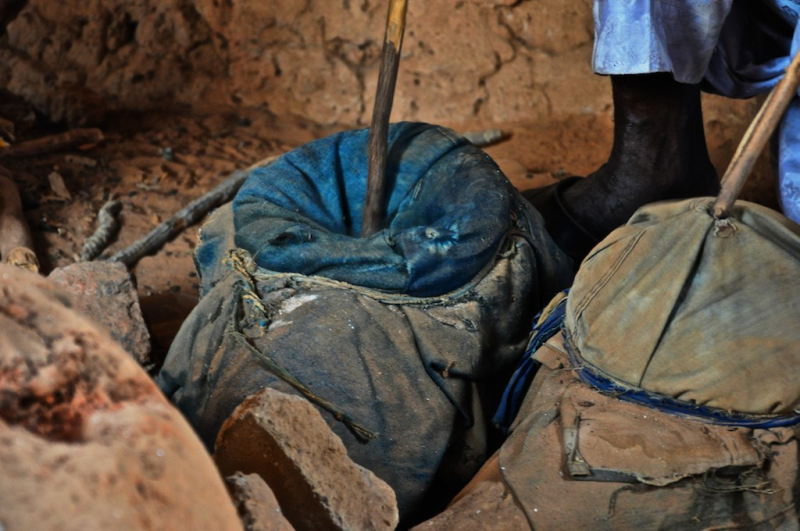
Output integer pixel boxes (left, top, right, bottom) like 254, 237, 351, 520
566, 197, 800, 419
593, 0, 800, 222
157, 123, 572, 522
454, 197, 800, 529
494, 332, 800, 529
417, 331, 800, 529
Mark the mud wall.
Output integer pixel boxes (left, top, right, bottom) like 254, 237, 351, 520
0, 0, 774, 201
0, 1, 602, 126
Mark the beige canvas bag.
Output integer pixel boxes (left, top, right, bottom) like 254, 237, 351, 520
419, 306, 800, 530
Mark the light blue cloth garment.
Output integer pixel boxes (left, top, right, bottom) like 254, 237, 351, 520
593, 0, 800, 222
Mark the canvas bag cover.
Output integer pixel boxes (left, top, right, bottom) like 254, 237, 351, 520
157, 123, 572, 520
565, 197, 800, 418
494, 332, 800, 530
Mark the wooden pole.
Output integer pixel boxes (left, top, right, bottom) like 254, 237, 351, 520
713, 50, 800, 219
0, 128, 104, 159
0, 169, 39, 272
361, 0, 409, 237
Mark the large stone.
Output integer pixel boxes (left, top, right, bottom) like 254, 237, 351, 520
226, 472, 295, 531
0, 264, 242, 531
48, 261, 151, 365
214, 388, 399, 531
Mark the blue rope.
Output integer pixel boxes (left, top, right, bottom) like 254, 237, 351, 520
495, 291, 800, 433
566, 340, 800, 429
492, 292, 569, 433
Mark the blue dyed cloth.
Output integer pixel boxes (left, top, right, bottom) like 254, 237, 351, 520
593, 0, 800, 222
493, 292, 569, 433
228, 122, 514, 297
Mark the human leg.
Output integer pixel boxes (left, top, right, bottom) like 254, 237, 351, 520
526, 73, 719, 262
523, 0, 734, 261
561, 73, 719, 239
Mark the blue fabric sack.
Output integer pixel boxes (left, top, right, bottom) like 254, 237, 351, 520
159, 123, 572, 523
227, 122, 511, 296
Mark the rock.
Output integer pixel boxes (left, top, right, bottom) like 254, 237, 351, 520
226, 472, 295, 531
48, 261, 151, 365
214, 388, 399, 531
412, 481, 529, 531
0, 264, 242, 531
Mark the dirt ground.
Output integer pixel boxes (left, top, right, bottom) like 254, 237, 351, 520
0, 102, 338, 358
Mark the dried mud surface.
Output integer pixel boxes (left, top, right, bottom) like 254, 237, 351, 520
2, 107, 331, 298
0, 0, 601, 128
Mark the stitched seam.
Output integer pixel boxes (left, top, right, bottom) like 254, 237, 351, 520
574, 230, 646, 323
637, 222, 713, 387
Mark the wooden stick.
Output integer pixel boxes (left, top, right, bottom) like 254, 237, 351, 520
108, 156, 278, 268
0, 128, 104, 159
0, 170, 39, 272
713, 51, 800, 219
361, 0, 409, 237
81, 199, 122, 261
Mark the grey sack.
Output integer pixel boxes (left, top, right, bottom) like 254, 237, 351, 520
156, 123, 571, 520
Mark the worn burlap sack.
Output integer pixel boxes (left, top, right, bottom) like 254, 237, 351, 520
567, 197, 800, 419
499, 332, 799, 529
419, 198, 800, 530
156, 123, 572, 521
